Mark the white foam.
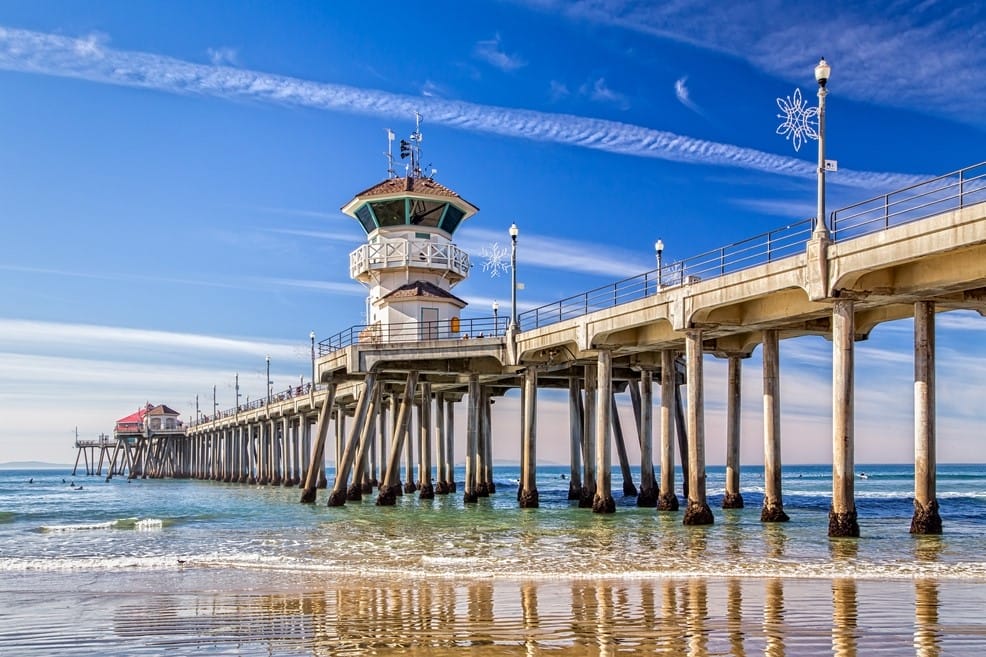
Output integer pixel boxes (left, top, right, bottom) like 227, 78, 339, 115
134, 518, 163, 531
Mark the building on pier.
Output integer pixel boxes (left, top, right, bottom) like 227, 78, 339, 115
341, 118, 479, 343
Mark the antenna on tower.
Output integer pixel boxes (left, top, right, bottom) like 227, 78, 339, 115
397, 113, 426, 178
385, 128, 396, 178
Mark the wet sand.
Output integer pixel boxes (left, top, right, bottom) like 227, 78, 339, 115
3, 568, 985, 656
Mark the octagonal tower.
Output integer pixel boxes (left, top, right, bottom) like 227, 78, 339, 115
341, 120, 479, 342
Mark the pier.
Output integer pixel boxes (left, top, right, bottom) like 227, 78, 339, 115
181, 158, 985, 537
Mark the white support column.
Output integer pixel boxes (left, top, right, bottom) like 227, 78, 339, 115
829, 299, 859, 537
761, 330, 788, 522
911, 300, 941, 534
684, 329, 713, 525
723, 355, 744, 509
657, 350, 678, 511
519, 368, 539, 508
593, 350, 615, 513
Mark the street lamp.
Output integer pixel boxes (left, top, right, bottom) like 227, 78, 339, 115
492, 300, 499, 335
654, 239, 664, 288
309, 331, 316, 388
509, 223, 519, 330
266, 354, 271, 404
814, 57, 831, 239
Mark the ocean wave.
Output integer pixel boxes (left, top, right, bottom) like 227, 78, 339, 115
37, 517, 168, 532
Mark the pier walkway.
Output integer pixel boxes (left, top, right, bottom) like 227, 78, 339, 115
183, 161, 985, 536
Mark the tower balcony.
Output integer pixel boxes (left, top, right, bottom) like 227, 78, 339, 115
349, 238, 471, 284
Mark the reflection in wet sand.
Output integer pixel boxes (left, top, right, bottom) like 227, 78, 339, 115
832, 578, 859, 657
94, 569, 986, 656
914, 579, 941, 657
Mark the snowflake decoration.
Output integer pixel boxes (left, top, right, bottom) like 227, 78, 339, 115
775, 87, 819, 152
480, 241, 511, 278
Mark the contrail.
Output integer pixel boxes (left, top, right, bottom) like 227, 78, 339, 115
0, 26, 928, 191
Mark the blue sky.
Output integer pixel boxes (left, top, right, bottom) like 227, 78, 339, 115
1, 1, 984, 466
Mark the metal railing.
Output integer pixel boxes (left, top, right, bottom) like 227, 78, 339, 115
315, 161, 984, 352
320, 316, 508, 356
831, 161, 986, 240
518, 219, 814, 331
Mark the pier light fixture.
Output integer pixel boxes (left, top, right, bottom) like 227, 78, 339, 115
509, 223, 519, 330
492, 300, 499, 335
266, 354, 271, 404
655, 239, 664, 288
309, 331, 316, 387
814, 57, 831, 239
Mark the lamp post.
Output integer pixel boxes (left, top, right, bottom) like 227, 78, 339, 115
814, 57, 831, 239
509, 223, 519, 330
655, 239, 664, 289
492, 300, 499, 335
265, 354, 271, 404
309, 331, 316, 388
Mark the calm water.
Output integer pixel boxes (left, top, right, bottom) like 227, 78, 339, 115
2, 464, 985, 655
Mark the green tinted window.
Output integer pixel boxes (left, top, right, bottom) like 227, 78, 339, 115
441, 205, 465, 234
371, 199, 406, 226
355, 205, 376, 233
409, 199, 445, 227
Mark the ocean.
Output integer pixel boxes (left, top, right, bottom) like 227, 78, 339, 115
1, 463, 985, 655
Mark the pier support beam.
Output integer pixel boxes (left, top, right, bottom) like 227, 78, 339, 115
483, 388, 495, 494
829, 299, 860, 537
911, 300, 942, 534
611, 392, 637, 497
327, 375, 376, 507
593, 350, 616, 513
722, 355, 744, 509
761, 331, 789, 522
301, 385, 336, 503
464, 374, 480, 503
683, 329, 713, 525
445, 397, 456, 492
580, 364, 597, 508
403, 398, 417, 494
377, 372, 418, 505
657, 350, 679, 511
632, 373, 657, 507
519, 368, 539, 508
350, 384, 379, 500
419, 383, 435, 500
435, 393, 448, 494
567, 376, 584, 500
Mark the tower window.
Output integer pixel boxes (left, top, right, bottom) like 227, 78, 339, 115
371, 199, 406, 227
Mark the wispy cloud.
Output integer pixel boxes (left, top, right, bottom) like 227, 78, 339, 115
548, 79, 570, 101
0, 318, 300, 362
674, 76, 704, 116
0, 26, 930, 193
206, 46, 237, 66
524, 0, 986, 128
473, 34, 526, 72
582, 77, 630, 109
460, 227, 650, 277
259, 278, 366, 295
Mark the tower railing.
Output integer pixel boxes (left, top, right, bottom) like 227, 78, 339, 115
349, 238, 470, 280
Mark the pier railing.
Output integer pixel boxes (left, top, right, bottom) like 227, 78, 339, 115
320, 316, 508, 356
831, 161, 986, 240
316, 161, 986, 348
518, 219, 814, 331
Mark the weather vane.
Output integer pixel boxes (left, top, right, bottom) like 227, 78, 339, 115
775, 87, 818, 152
480, 242, 511, 278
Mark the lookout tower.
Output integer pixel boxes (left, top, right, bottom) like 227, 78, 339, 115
341, 117, 479, 342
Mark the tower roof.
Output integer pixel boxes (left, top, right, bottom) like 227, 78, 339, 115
341, 175, 479, 237
380, 280, 466, 308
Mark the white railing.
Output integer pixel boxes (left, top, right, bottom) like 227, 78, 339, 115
350, 238, 470, 279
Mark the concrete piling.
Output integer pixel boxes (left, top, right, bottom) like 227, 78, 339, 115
683, 329, 713, 526
911, 300, 942, 534
761, 331, 788, 522
829, 299, 859, 538
722, 355, 744, 509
